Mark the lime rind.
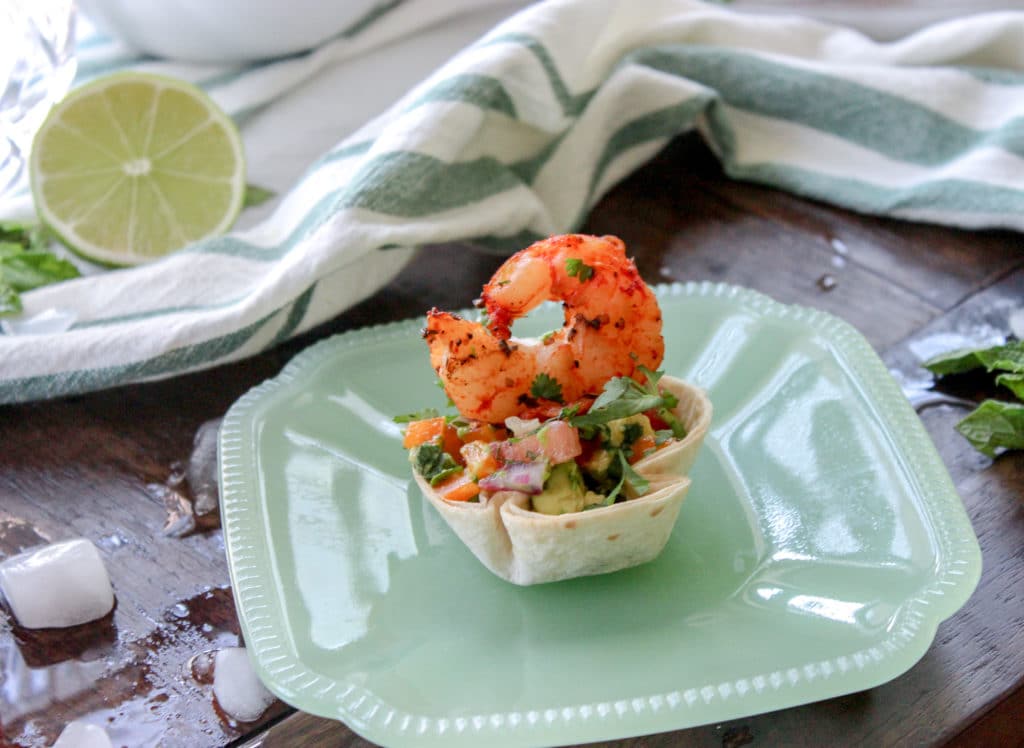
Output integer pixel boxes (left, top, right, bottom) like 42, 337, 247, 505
29, 71, 246, 267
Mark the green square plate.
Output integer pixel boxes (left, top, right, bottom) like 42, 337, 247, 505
219, 282, 980, 747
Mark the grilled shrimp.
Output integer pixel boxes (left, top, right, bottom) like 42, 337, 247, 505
424, 234, 664, 423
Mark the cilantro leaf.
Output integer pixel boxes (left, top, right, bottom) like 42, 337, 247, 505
411, 443, 463, 485
956, 400, 1024, 457
619, 451, 650, 497
565, 257, 594, 282
393, 408, 440, 424
570, 367, 686, 438
530, 373, 564, 402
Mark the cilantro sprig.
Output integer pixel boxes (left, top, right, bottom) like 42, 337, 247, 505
569, 365, 686, 438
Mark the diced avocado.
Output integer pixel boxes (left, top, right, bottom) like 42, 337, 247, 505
531, 461, 587, 515
606, 414, 654, 448
581, 447, 614, 482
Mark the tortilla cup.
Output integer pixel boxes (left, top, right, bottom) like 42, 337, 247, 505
414, 376, 712, 585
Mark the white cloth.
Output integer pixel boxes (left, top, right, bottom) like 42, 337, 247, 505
2, 0, 1023, 403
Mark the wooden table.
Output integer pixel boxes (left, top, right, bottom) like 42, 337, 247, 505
1, 133, 1022, 747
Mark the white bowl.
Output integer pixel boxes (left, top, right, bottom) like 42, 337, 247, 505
80, 0, 386, 63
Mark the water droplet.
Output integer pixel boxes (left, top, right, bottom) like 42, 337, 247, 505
167, 602, 189, 620
817, 274, 837, 291
829, 237, 849, 256
658, 266, 674, 279
831, 255, 847, 269
96, 532, 128, 551
201, 623, 214, 634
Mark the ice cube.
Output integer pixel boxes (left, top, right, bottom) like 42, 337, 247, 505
188, 418, 222, 516
213, 647, 275, 723
0, 539, 114, 629
53, 721, 113, 748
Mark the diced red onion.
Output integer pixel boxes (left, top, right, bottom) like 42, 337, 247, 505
478, 460, 547, 495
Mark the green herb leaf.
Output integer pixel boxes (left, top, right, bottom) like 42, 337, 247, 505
570, 367, 685, 438
0, 280, 22, 317
0, 223, 80, 315
411, 443, 463, 485
619, 451, 649, 496
393, 408, 440, 424
530, 373, 564, 402
0, 251, 80, 291
923, 340, 1024, 376
956, 400, 1024, 457
996, 372, 1024, 400
565, 257, 594, 282
243, 183, 277, 208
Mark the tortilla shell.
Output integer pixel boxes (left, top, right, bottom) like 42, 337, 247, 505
414, 376, 711, 585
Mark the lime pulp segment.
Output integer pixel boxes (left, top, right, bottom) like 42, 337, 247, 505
30, 73, 246, 266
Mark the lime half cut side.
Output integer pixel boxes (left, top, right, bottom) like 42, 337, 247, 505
29, 72, 246, 266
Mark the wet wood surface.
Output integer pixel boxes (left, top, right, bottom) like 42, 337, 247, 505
1, 133, 1022, 747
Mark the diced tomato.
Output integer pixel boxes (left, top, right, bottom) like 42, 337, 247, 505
403, 417, 464, 463
436, 472, 481, 502
441, 424, 464, 462
495, 420, 582, 464
458, 422, 508, 444
402, 417, 445, 449
537, 420, 582, 463
629, 434, 659, 463
645, 409, 671, 432
461, 440, 501, 479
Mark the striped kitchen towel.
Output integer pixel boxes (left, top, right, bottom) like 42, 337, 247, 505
2, 0, 1023, 403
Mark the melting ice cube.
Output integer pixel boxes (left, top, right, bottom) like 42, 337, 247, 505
0, 539, 114, 629
53, 721, 113, 748
213, 647, 275, 723
188, 418, 222, 516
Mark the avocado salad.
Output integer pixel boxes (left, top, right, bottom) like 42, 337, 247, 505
397, 367, 687, 515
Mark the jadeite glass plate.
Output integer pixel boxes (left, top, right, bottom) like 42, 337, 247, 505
219, 283, 981, 748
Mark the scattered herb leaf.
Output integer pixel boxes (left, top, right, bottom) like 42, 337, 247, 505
530, 373, 564, 402
243, 183, 276, 208
955, 400, 1024, 457
923, 340, 1024, 376
0, 222, 80, 318
565, 257, 594, 282
996, 372, 1024, 400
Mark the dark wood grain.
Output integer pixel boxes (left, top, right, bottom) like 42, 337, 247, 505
1, 132, 1022, 748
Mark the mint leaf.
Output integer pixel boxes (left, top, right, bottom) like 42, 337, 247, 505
565, 257, 594, 282
0, 281, 21, 317
1, 251, 79, 291
393, 408, 440, 424
0, 223, 80, 316
956, 400, 1024, 457
530, 373, 564, 402
924, 340, 1024, 376
996, 372, 1024, 400
243, 183, 276, 208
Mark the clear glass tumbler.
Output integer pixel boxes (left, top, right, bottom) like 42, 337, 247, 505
0, 0, 77, 197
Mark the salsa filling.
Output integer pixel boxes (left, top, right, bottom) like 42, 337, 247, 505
398, 367, 686, 514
